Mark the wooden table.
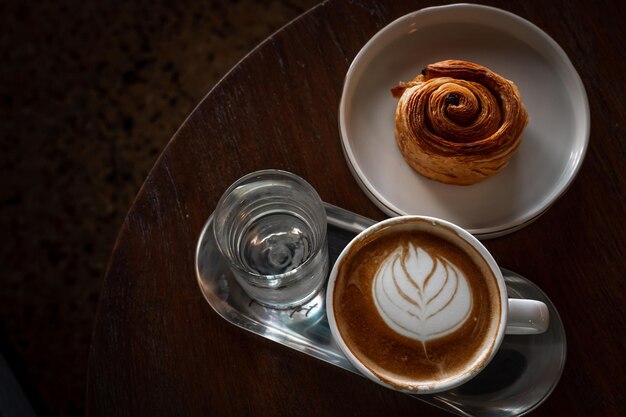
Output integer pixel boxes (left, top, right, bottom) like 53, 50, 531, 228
86, 1, 626, 415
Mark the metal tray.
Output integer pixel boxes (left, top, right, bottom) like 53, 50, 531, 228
195, 203, 566, 416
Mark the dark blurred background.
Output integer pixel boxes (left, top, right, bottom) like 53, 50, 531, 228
0, 0, 319, 415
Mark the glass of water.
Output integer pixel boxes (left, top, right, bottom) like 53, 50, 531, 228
213, 170, 329, 309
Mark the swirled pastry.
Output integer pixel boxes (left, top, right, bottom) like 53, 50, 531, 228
391, 60, 528, 185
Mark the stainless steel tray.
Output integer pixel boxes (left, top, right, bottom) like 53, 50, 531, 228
195, 203, 566, 417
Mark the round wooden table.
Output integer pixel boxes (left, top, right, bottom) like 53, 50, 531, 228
87, 1, 626, 415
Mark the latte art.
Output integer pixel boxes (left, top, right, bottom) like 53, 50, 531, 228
332, 226, 501, 391
372, 243, 472, 342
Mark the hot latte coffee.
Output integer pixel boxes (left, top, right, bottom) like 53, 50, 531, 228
332, 219, 502, 391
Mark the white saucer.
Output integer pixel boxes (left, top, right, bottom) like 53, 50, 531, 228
338, 3, 589, 238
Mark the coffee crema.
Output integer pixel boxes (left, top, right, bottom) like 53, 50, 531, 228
333, 226, 501, 389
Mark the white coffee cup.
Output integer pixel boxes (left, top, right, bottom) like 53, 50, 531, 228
326, 215, 549, 394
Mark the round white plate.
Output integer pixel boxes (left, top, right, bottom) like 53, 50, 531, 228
339, 3, 589, 238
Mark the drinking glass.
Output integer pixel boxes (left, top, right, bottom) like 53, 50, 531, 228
213, 170, 329, 309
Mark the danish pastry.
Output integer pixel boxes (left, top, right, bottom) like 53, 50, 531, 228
392, 60, 528, 185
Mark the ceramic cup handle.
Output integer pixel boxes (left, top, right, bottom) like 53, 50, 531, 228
506, 299, 550, 334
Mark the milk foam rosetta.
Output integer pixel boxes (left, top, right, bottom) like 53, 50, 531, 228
372, 242, 472, 342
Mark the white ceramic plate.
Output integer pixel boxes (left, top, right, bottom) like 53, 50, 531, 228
339, 3, 589, 238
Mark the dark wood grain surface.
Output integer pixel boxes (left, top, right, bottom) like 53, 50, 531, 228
86, 0, 626, 415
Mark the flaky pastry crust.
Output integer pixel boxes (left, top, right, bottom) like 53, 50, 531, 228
392, 60, 528, 185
